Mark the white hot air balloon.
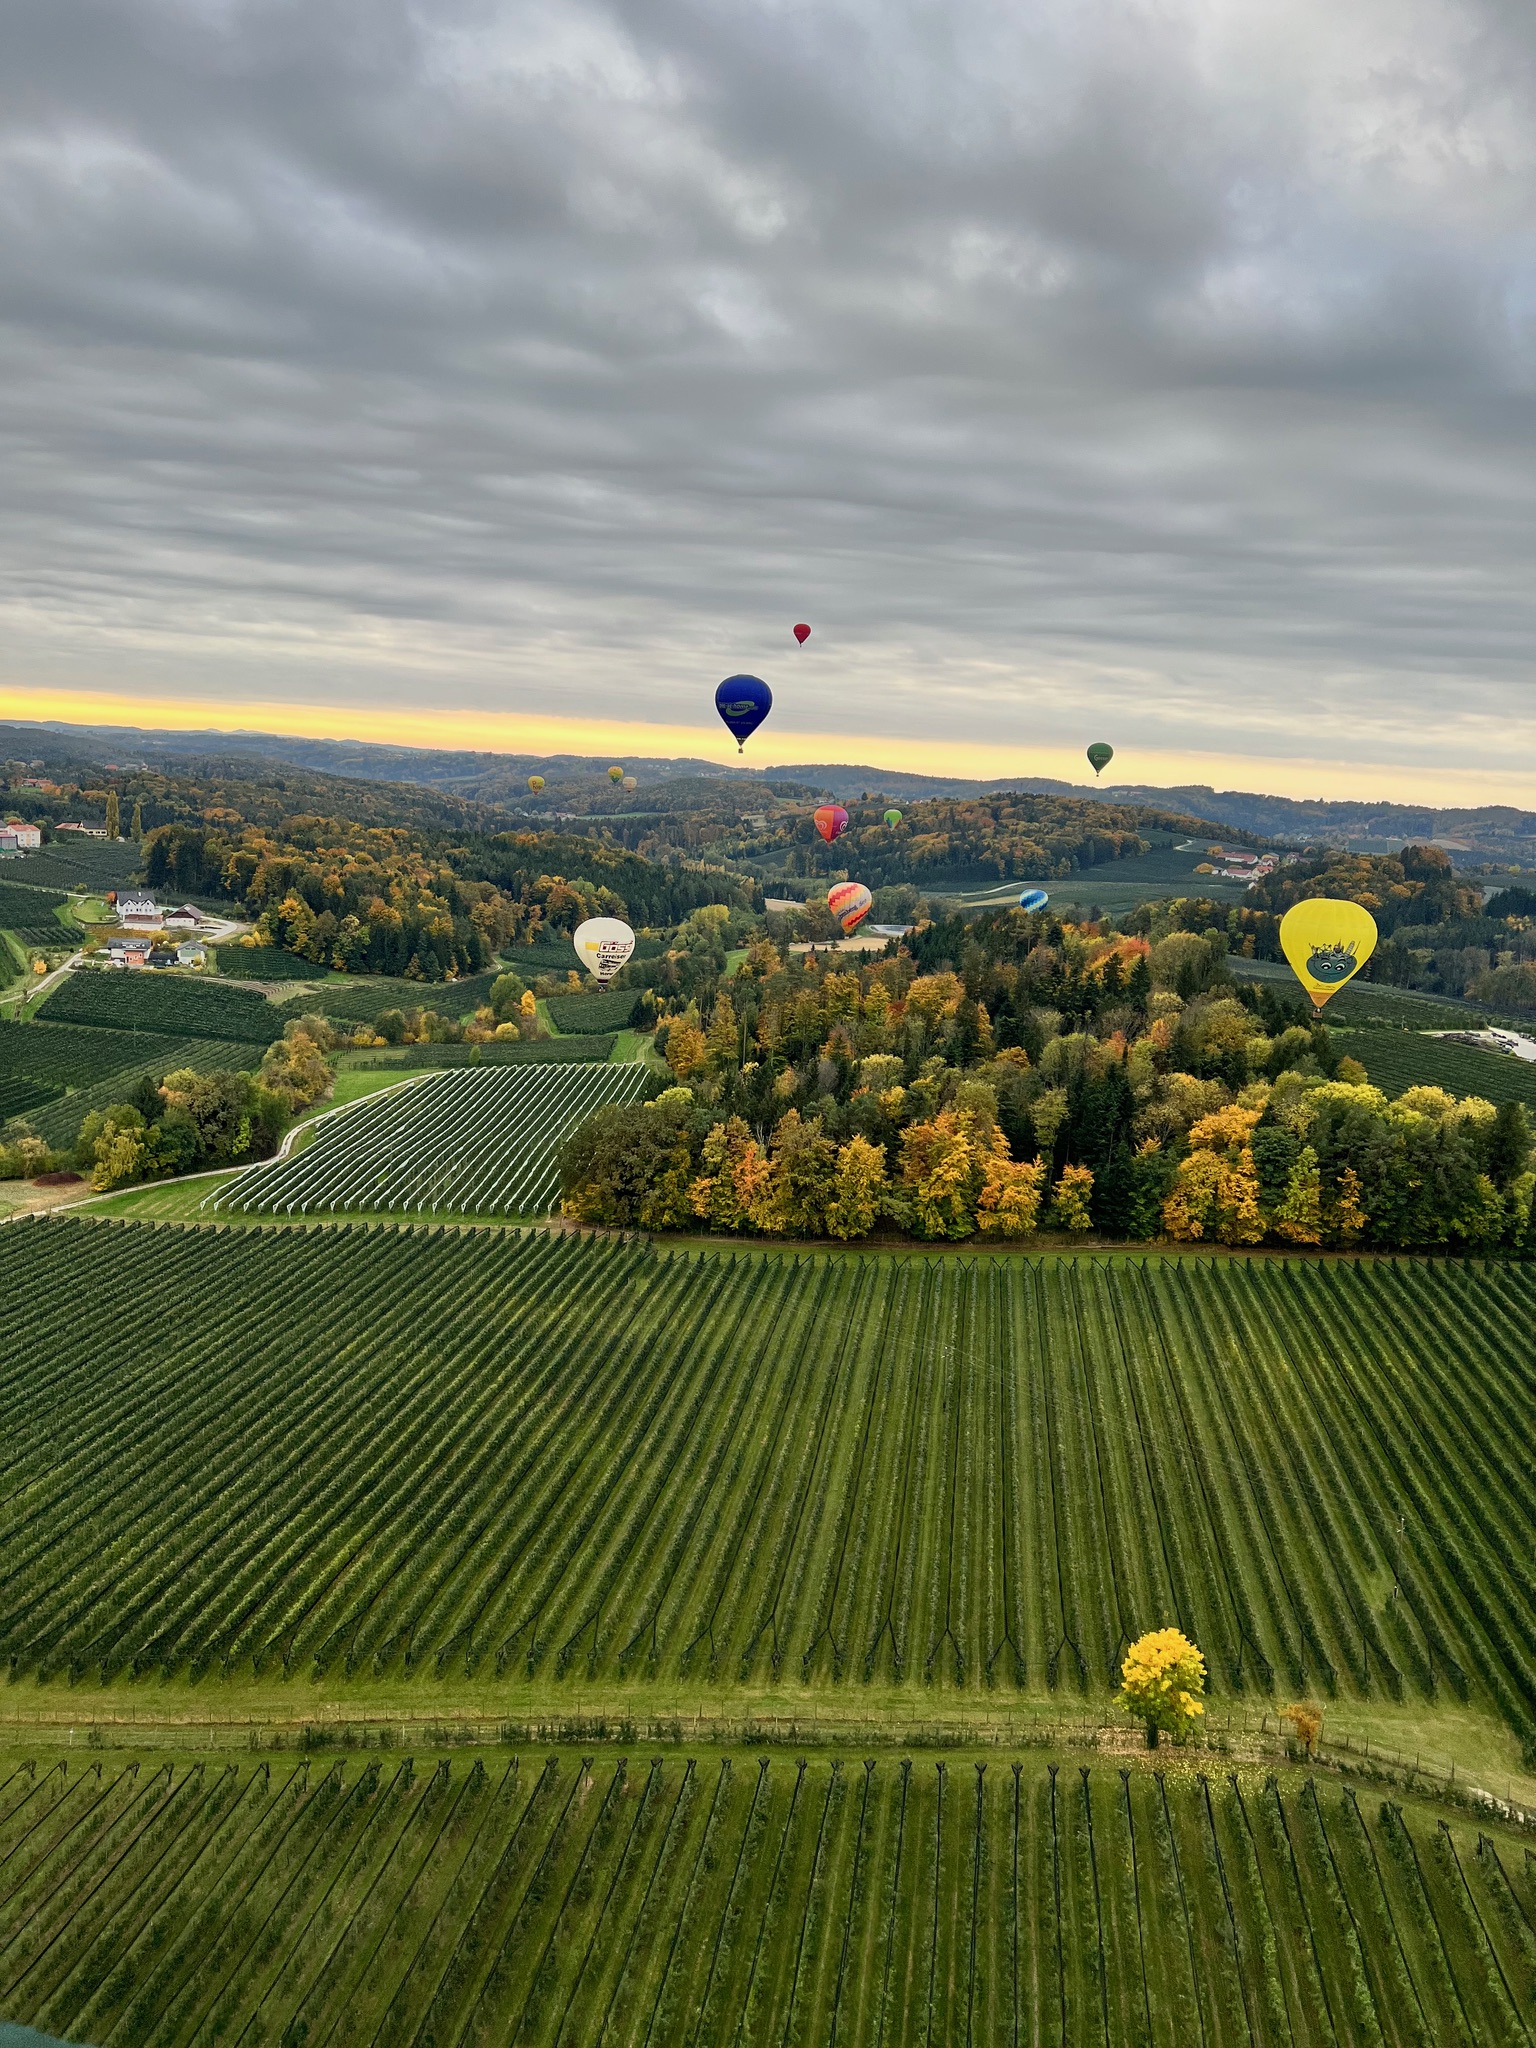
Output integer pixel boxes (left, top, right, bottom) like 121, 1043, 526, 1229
573, 916, 636, 986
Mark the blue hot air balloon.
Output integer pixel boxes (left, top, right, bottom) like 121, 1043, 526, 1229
715, 674, 772, 751
1019, 888, 1049, 913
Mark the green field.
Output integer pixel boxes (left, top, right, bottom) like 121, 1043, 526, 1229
38, 969, 283, 1045
0, 1748, 1529, 2048
958, 842, 1258, 916
4, 1226, 1534, 1761
0, 881, 70, 928
209, 1062, 650, 1217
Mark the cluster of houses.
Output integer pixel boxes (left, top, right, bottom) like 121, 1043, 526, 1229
99, 894, 210, 970
0, 822, 43, 854
1194, 846, 1297, 883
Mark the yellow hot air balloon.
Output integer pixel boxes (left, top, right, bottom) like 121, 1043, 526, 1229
527, 774, 545, 794
1279, 898, 1377, 1011
608, 765, 624, 782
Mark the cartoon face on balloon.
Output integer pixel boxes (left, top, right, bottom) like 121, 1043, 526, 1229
1306, 942, 1359, 984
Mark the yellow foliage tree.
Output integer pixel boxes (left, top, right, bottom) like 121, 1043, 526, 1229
1161, 1105, 1264, 1245
664, 1021, 708, 1080
1120, 1628, 1206, 1748
899, 1110, 984, 1239
1051, 1161, 1095, 1231
688, 1117, 767, 1232
825, 1135, 888, 1240
976, 1146, 1046, 1236
1273, 1144, 1322, 1244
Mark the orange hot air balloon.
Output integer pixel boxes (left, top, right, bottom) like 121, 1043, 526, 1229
793, 623, 811, 645
827, 880, 872, 933
813, 804, 849, 844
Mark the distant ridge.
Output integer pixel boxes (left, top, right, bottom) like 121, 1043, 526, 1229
9, 717, 1536, 863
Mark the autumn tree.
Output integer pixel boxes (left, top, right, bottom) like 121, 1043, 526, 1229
825, 1134, 888, 1239
1120, 1629, 1206, 1748
1050, 1161, 1095, 1231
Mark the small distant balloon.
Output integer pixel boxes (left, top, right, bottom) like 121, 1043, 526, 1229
1086, 742, 1114, 779
527, 774, 545, 794
793, 623, 811, 646
883, 808, 903, 827
813, 804, 850, 844
1018, 888, 1049, 913
827, 881, 872, 934
1279, 899, 1378, 1011
573, 916, 637, 986
608, 765, 624, 783
621, 774, 638, 792
715, 674, 772, 751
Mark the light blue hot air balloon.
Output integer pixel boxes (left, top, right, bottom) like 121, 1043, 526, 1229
1018, 888, 1049, 913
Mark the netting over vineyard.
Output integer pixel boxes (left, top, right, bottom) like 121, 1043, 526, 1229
208, 1061, 650, 1216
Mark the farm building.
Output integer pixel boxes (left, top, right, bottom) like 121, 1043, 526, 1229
116, 892, 161, 929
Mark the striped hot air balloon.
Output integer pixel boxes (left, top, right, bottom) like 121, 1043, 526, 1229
828, 881, 872, 934
1018, 888, 1049, 913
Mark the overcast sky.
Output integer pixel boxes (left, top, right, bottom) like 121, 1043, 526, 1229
4, 0, 1536, 800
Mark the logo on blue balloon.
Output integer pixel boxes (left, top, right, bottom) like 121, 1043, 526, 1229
715, 675, 772, 750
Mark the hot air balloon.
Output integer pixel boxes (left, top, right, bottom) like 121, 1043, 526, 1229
883, 808, 903, 827
793, 623, 811, 646
715, 675, 772, 751
828, 881, 872, 934
527, 774, 545, 794
1280, 899, 1377, 1012
608, 765, 624, 783
1018, 888, 1049, 913
621, 775, 638, 792
1086, 742, 1114, 778
813, 804, 850, 844
573, 916, 637, 987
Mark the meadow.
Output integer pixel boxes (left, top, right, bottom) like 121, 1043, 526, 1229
208, 1062, 649, 1216
3, 1224, 1533, 1763
0, 1747, 1530, 2048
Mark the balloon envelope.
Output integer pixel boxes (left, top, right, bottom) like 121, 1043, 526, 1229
1279, 899, 1378, 1008
827, 881, 872, 934
715, 674, 772, 750
527, 775, 545, 793
883, 808, 903, 827
793, 623, 811, 645
1086, 742, 1114, 778
621, 775, 638, 791
573, 916, 636, 985
608, 765, 624, 782
813, 804, 850, 844
1018, 888, 1050, 913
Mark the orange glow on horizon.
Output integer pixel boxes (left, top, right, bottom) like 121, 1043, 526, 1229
2, 683, 1533, 811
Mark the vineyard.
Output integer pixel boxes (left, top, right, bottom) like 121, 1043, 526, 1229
0, 881, 70, 927
209, 1062, 650, 1216
0, 1022, 258, 1145
546, 988, 638, 1033
348, 1035, 617, 1068
1344, 1031, 1536, 1110
3, 1224, 1535, 1757
0, 1749, 1530, 2047
214, 944, 322, 980
39, 969, 283, 1044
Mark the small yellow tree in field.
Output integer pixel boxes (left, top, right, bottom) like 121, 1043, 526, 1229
1280, 1701, 1324, 1757
1120, 1629, 1206, 1748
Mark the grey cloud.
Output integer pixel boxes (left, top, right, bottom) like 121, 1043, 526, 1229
3, 0, 1536, 781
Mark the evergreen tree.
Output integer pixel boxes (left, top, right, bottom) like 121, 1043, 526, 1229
105, 790, 120, 840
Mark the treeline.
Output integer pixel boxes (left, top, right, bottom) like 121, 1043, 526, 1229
563, 910, 1535, 1251
139, 818, 749, 982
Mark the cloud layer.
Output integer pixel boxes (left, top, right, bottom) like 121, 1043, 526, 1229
3, 0, 1536, 795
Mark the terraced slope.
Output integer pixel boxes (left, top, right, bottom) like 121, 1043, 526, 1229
0, 1752, 1529, 2048
2, 1225, 1533, 1759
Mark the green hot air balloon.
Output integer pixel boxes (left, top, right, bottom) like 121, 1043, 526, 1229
883, 808, 903, 827
1086, 742, 1114, 779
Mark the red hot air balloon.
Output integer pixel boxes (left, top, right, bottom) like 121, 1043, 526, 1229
813, 804, 849, 844
793, 623, 811, 646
